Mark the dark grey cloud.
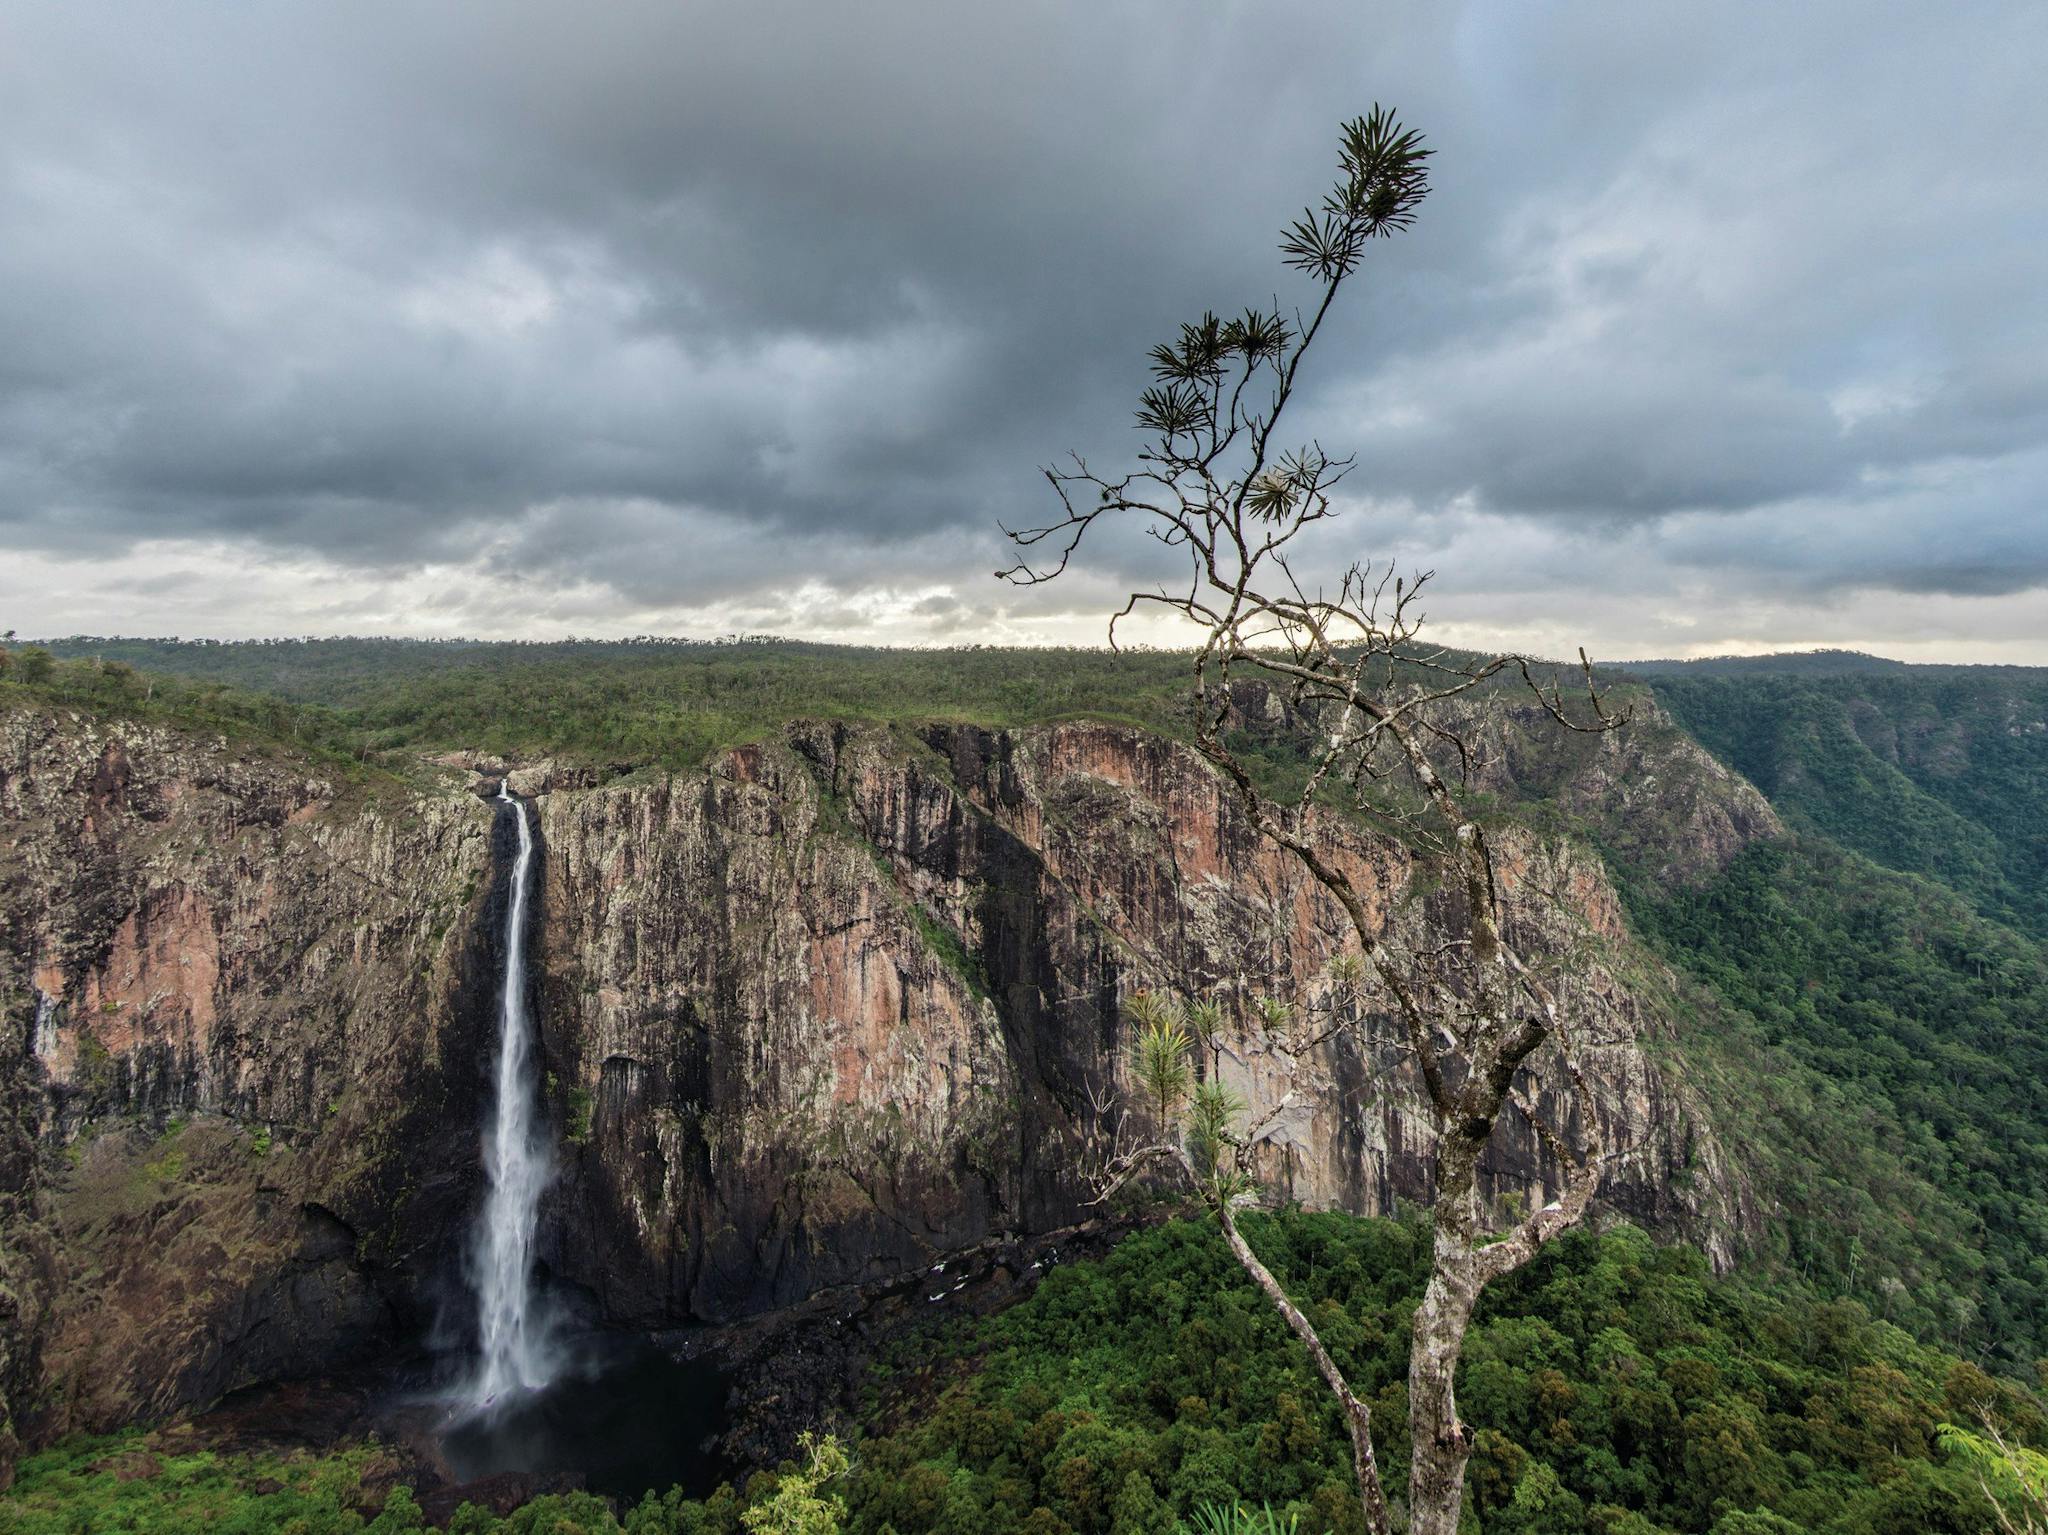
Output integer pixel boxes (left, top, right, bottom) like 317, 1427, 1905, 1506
1, 0, 2045, 653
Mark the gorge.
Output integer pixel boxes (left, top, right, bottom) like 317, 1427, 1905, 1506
0, 684, 1753, 1462
2, 641, 2046, 1531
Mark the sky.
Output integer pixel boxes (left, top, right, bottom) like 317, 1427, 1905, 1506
2, 2, 2044, 662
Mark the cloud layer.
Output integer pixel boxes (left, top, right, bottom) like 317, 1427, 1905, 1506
2, 1, 2043, 658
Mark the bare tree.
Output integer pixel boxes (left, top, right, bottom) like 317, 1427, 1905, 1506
999, 108, 1628, 1535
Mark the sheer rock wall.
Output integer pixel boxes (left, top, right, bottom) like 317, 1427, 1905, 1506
0, 704, 1767, 1471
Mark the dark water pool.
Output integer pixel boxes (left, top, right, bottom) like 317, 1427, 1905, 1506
438, 1334, 734, 1502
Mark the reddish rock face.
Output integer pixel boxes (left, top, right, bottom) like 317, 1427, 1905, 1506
0, 702, 1765, 1467
1, 708, 500, 1461
535, 717, 1753, 1327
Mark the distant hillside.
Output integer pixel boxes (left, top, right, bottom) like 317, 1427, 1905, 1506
1630, 666, 2048, 938
1622, 648, 1915, 676
1600, 651, 2048, 1372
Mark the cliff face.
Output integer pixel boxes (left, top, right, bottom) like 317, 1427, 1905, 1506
534, 719, 1752, 1328
0, 702, 1768, 1466
1228, 678, 1782, 889
0, 708, 501, 1457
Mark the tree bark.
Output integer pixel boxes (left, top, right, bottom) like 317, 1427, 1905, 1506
1405, 1245, 1483, 1535
1400, 1070, 1495, 1535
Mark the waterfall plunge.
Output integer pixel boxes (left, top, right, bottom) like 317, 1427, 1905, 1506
464, 781, 556, 1413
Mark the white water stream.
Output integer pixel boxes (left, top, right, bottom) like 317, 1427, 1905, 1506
464, 781, 556, 1412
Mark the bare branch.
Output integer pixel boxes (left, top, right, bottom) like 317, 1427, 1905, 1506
1004, 106, 1623, 1535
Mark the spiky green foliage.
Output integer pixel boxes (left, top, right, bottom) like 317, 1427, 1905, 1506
1251, 997, 1292, 1035
1323, 953, 1366, 991
1183, 1501, 1310, 1535
1128, 1003, 1196, 1131
1186, 1080, 1254, 1208
1136, 380, 1211, 440
1278, 107, 1432, 280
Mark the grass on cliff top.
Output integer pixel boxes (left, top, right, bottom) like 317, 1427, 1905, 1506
0, 655, 405, 793
22, 638, 1653, 800
27, 637, 1203, 770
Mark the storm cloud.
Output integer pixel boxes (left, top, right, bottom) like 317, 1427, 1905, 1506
2, 1, 2044, 658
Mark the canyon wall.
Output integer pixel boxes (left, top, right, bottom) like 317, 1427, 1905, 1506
0, 699, 1774, 1472
532, 716, 1762, 1328
0, 708, 501, 1466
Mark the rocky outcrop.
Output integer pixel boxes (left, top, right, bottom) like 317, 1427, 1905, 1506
0, 701, 1771, 1469
0, 708, 502, 1456
530, 719, 1753, 1331
0, 939, 49, 1489
1229, 678, 1781, 888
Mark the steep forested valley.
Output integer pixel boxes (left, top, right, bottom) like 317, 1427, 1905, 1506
3, 639, 2046, 1534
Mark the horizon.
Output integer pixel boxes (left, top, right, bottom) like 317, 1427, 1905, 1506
20, 631, 2048, 675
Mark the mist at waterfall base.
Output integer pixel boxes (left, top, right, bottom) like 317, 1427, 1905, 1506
435, 1332, 732, 1498
430, 785, 731, 1502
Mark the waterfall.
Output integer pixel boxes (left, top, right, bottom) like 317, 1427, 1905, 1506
464, 781, 556, 1412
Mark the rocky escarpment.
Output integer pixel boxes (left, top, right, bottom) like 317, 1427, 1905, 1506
0, 708, 501, 1464
0, 700, 1771, 1473
535, 718, 1756, 1329
1228, 677, 1782, 888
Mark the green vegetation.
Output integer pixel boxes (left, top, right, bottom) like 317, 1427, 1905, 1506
0, 1433, 421, 1535
1182, 1506, 1315, 1535
0, 1430, 698, 1534
1623, 652, 1912, 680
564, 1088, 595, 1147
30, 637, 1203, 771
1635, 666, 2048, 938
13, 635, 2048, 1517
1584, 660, 2048, 1373
839, 1215, 2033, 1535
21, 638, 1611, 799
740, 1433, 849, 1535
8, 1216, 2032, 1535
0, 646, 386, 782
1936, 1420, 2048, 1527
1623, 836, 2048, 1370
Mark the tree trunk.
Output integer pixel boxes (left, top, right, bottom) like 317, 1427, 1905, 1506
1406, 1247, 1483, 1535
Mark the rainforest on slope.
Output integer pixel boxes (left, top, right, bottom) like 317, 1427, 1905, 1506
3, 638, 2046, 1534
